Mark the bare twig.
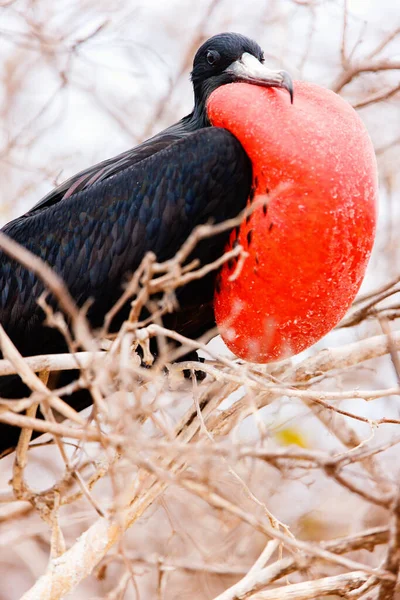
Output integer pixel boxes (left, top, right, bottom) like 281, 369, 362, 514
248, 571, 368, 599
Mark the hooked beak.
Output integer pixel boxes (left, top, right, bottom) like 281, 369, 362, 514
226, 52, 294, 103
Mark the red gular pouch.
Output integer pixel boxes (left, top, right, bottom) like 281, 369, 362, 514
207, 81, 378, 363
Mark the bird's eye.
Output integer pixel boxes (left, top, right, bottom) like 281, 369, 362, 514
260, 53, 265, 63
206, 50, 220, 66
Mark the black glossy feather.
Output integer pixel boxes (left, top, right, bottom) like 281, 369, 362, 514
1, 128, 251, 341
27, 128, 189, 215
0, 128, 251, 454
0, 31, 281, 456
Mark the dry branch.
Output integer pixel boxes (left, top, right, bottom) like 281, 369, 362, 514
248, 571, 369, 599
212, 526, 391, 600
377, 487, 400, 599
8, 302, 400, 598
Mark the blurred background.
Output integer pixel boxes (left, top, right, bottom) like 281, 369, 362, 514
0, 1, 400, 598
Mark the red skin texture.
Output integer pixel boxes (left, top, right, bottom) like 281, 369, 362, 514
208, 82, 378, 362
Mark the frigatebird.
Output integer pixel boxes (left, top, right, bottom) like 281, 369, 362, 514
0, 32, 293, 455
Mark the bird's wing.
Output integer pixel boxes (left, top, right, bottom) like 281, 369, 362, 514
0, 127, 251, 350
25, 128, 187, 217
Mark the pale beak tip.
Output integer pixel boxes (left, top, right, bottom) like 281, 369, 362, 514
281, 71, 294, 104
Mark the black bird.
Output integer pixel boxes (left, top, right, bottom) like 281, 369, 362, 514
0, 32, 293, 455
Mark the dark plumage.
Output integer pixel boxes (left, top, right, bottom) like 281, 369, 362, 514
0, 32, 292, 455
2, 129, 251, 348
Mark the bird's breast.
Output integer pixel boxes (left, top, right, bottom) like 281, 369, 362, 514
207, 82, 378, 362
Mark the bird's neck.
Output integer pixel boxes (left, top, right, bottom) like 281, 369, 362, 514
190, 101, 211, 129
166, 102, 210, 136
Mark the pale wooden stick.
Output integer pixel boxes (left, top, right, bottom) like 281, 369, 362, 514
11, 370, 49, 500
0, 325, 84, 425
248, 571, 369, 599
0, 351, 104, 376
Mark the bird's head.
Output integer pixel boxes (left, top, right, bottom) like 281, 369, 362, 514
190, 32, 293, 115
